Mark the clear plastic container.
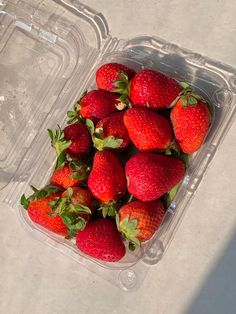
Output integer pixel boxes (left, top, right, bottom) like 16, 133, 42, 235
1, 0, 236, 291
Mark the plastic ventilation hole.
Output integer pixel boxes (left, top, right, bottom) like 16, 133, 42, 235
118, 269, 137, 291
142, 240, 164, 265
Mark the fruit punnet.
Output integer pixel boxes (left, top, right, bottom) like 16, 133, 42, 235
117, 200, 165, 245
21, 61, 212, 263
129, 69, 181, 109
170, 87, 211, 153
76, 218, 126, 262
96, 62, 136, 93
125, 153, 185, 201
88, 151, 127, 217
124, 107, 173, 151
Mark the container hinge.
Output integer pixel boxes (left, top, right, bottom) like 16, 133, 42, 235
15, 19, 32, 32
39, 29, 57, 44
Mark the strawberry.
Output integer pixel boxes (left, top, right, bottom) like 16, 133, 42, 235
20, 186, 68, 236
117, 200, 165, 245
76, 218, 126, 262
63, 123, 92, 157
93, 111, 130, 151
123, 107, 172, 151
50, 163, 89, 189
78, 90, 120, 123
170, 89, 211, 153
62, 187, 96, 212
125, 153, 185, 201
96, 62, 135, 92
129, 69, 181, 109
88, 151, 127, 216
48, 123, 92, 161
50, 187, 97, 236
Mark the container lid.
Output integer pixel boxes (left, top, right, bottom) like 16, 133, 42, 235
0, 0, 110, 204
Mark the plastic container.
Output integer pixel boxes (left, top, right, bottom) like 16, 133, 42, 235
1, 0, 236, 291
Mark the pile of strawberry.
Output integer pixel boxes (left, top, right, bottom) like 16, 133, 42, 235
21, 63, 211, 263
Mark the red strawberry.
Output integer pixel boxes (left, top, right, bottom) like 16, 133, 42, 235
63, 123, 92, 157
27, 192, 68, 236
117, 200, 165, 244
129, 69, 181, 109
96, 63, 135, 92
170, 97, 211, 154
50, 163, 88, 189
94, 111, 130, 151
50, 187, 97, 236
76, 218, 126, 262
79, 90, 120, 123
125, 153, 185, 201
123, 107, 172, 151
88, 151, 127, 204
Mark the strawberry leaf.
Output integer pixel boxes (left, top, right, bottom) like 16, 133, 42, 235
93, 135, 123, 151
163, 183, 181, 208
60, 213, 73, 226
69, 203, 91, 214
21, 185, 61, 210
188, 95, 198, 105
107, 203, 116, 217
67, 219, 86, 237
66, 100, 83, 124
20, 194, 29, 209
86, 119, 95, 135
69, 173, 83, 180
55, 151, 67, 170
113, 72, 129, 94
165, 140, 180, 156
116, 213, 141, 246
101, 202, 117, 218
69, 161, 89, 180
102, 206, 109, 218
179, 81, 190, 90
66, 187, 74, 199
48, 126, 71, 158
181, 97, 188, 107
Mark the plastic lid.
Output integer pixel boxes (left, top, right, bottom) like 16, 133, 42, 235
0, 0, 109, 204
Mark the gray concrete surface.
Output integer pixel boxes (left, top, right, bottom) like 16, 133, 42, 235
1, 0, 236, 313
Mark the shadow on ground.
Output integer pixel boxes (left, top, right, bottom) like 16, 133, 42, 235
185, 231, 236, 314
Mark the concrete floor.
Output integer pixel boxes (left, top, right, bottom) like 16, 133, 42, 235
1, 0, 236, 313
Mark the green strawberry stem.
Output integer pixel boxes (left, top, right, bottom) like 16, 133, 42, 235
66, 90, 87, 124
69, 161, 91, 181
86, 119, 123, 151
49, 187, 92, 236
127, 194, 134, 202
116, 214, 141, 247
170, 81, 206, 108
161, 183, 181, 209
20, 185, 61, 210
48, 126, 72, 170
113, 72, 133, 109
113, 71, 129, 94
48, 126, 71, 157
165, 140, 181, 156
100, 201, 117, 218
